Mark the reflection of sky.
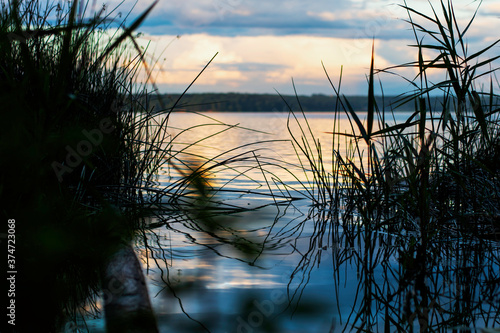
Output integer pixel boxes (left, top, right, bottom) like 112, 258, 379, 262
79, 111, 500, 331
140, 204, 370, 332
141, 212, 500, 331
130, 112, 500, 332
161, 111, 401, 200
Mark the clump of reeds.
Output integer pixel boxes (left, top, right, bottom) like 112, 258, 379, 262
290, 0, 500, 247
0, 0, 164, 330
286, 0, 500, 331
0, 1, 292, 331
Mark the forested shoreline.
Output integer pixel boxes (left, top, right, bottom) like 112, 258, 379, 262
152, 93, 428, 112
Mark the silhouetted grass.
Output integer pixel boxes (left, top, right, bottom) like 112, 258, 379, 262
0, 0, 165, 330
1, 1, 299, 331
286, 1, 500, 331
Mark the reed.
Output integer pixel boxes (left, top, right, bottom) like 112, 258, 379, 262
1, 1, 294, 331
286, 0, 500, 331
0, 0, 170, 330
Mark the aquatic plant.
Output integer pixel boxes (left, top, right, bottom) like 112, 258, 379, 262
0, 0, 166, 330
285, 0, 500, 331
0, 2, 295, 332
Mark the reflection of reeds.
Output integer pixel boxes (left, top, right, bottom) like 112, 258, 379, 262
1, 0, 293, 330
0, 0, 261, 331
286, 1, 500, 331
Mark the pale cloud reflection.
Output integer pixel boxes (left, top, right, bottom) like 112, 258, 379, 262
139, 242, 284, 290
206, 270, 282, 289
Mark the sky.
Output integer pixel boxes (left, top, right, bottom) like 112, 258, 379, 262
98, 0, 500, 95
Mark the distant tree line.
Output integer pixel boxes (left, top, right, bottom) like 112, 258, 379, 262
150, 93, 438, 112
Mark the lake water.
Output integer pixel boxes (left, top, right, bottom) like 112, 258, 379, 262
82, 111, 500, 332
147, 111, 356, 333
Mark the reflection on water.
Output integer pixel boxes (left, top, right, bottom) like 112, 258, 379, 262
143, 202, 500, 332
141, 204, 337, 333
82, 112, 500, 332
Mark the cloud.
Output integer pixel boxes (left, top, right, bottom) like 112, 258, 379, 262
110, 0, 500, 95
482, 2, 500, 16
136, 33, 414, 95
106, 0, 412, 40
99, 0, 500, 43
215, 62, 290, 72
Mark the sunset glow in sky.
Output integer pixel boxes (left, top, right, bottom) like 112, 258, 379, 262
104, 0, 500, 95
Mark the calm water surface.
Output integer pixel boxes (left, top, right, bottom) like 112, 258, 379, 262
83, 111, 500, 332
151, 111, 355, 332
